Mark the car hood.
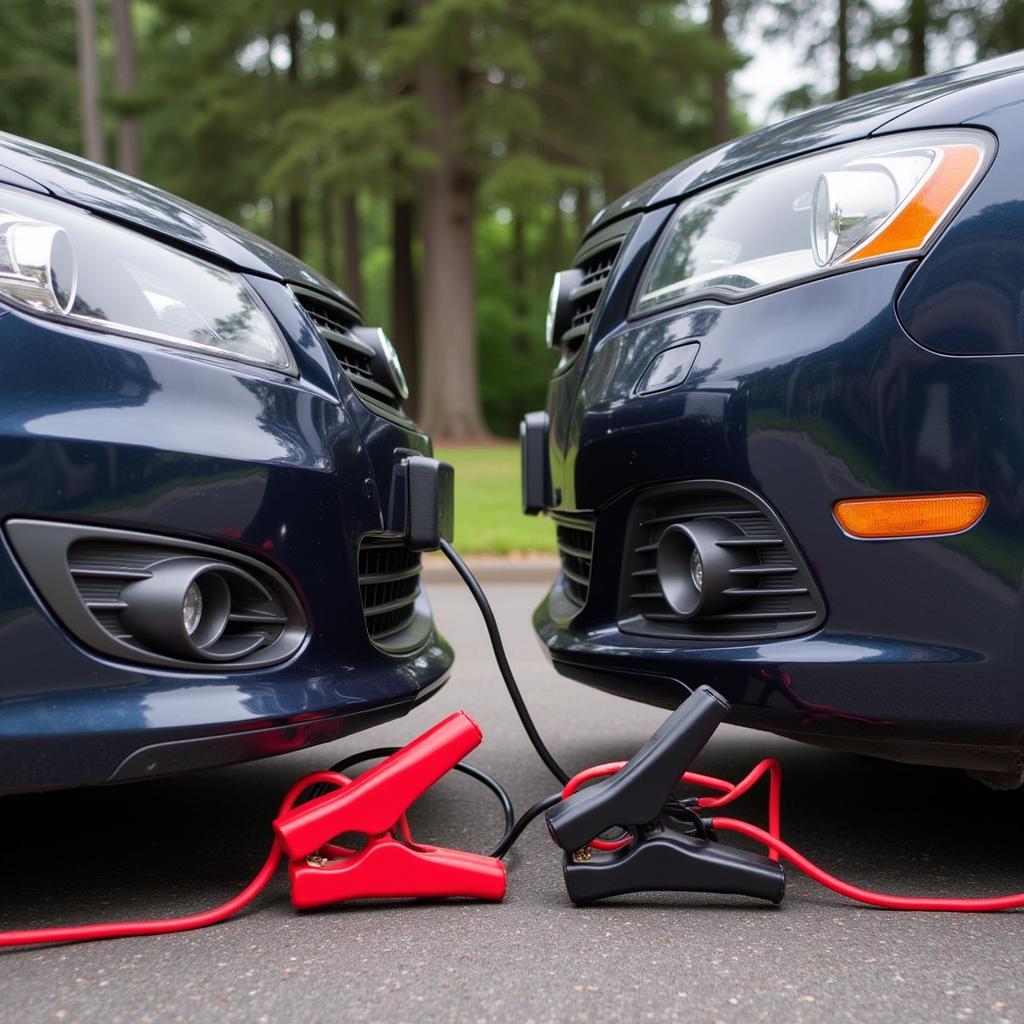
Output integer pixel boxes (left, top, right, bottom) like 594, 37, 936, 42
591, 50, 1024, 233
0, 132, 354, 309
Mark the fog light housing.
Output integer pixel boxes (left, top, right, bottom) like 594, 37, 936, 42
656, 519, 749, 619
120, 558, 260, 662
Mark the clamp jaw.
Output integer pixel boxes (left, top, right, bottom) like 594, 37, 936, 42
273, 711, 506, 909
545, 686, 785, 906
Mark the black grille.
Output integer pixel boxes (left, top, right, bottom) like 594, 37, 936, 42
359, 536, 422, 643
619, 483, 826, 641
293, 286, 403, 410
557, 242, 622, 352
553, 512, 595, 607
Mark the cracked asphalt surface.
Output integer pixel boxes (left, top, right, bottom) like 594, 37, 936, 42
2, 579, 1023, 1023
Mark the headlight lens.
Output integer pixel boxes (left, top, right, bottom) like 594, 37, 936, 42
635, 129, 993, 314
0, 186, 293, 373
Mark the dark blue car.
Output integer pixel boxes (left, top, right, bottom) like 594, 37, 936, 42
528, 51, 1024, 787
0, 135, 451, 793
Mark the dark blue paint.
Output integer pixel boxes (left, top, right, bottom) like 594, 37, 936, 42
896, 100, 1024, 355
0, 131, 349, 304
0, 141, 449, 793
536, 55, 1024, 772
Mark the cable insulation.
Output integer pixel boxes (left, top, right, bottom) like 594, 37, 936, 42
712, 818, 1024, 912
440, 539, 569, 785
0, 771, 351, 948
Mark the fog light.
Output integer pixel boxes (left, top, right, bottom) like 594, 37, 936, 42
182, 580, 203, 635
121, 558, 234, 660
690, 549, 703, 592
656, 519, 750, 619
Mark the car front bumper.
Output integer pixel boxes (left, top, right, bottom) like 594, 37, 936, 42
0, 285, 452, 793
532, 260, 1024, 773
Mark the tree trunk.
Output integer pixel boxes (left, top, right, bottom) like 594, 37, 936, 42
837, 0, 851, 99
321, 184, 336, 282
341, 194, 364, 310
416, 52, 488, 440
576, 184, 591, 241
272, 196, 286, 249
547, 195, 565, 268
908, 0, 928, 77
73, 0, 104, 164
391, 196, 417, 417
709, 0, 730, 144
511, 207, 529, 353
285, 16, 304, 257
286, 195, 303, 258
387, 1, 418, 417
111, 0, 140, 176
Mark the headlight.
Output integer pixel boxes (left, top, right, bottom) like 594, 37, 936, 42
0, 186, 293, 373
635, 129, 993, 315
352, 326, 409, 400
545, 269, 583, 348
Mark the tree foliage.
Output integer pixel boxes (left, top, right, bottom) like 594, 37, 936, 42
0, 1, 1020, 435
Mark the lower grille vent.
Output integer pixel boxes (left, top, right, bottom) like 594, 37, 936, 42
358, 536, 426, 650
5, 520, 307, 670
619, 483, 826, 641
553, 512, 596, 607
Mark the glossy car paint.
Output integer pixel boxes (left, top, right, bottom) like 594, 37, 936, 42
0, 136, 451, 793
535, 53, 1024, 772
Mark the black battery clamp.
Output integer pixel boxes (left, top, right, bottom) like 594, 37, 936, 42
545, 686, 785, 906
5, 489, 1024, 949
389, 455, 455, 552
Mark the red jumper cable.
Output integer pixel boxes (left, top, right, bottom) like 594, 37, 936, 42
0, 712, 505, 949
4, 545, 1024, 950
559, 751, 1024, 912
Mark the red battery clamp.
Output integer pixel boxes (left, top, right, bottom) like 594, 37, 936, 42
274, 710, 506, 909
6, 541, 1024, 951
0, 710, 505, 948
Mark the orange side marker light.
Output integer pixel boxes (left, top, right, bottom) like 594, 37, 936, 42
833, 493, 987, 539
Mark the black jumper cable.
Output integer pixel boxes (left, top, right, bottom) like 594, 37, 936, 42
4, 462, 1024, 947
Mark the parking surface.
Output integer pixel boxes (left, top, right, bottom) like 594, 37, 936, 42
2, 579, 1023, 1023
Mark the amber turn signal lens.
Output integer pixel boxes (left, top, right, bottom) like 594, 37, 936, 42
833, 493, 987, 539
842, 144, 985, 264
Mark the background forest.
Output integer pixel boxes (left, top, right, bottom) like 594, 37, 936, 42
2, 0, 1022, 440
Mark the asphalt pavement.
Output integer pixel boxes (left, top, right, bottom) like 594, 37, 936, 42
2, 579, 1024, 1023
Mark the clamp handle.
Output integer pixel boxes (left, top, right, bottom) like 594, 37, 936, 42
274, 711, 482, 860
546, 686, 730, 852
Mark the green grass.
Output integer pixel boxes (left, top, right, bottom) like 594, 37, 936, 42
437, 445, 556, 555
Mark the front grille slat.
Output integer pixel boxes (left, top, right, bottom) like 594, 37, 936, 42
556, 234, 627, 354
293, 287, 403, 412
640, 510, 761, 526
362, 588, 422, 618
727, 565, 797, 576
722, 586, 809, 598
358, 536, 423, 645
714, 537, 785, 548
618, 483, 826, 642
552, 512, 595, 608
